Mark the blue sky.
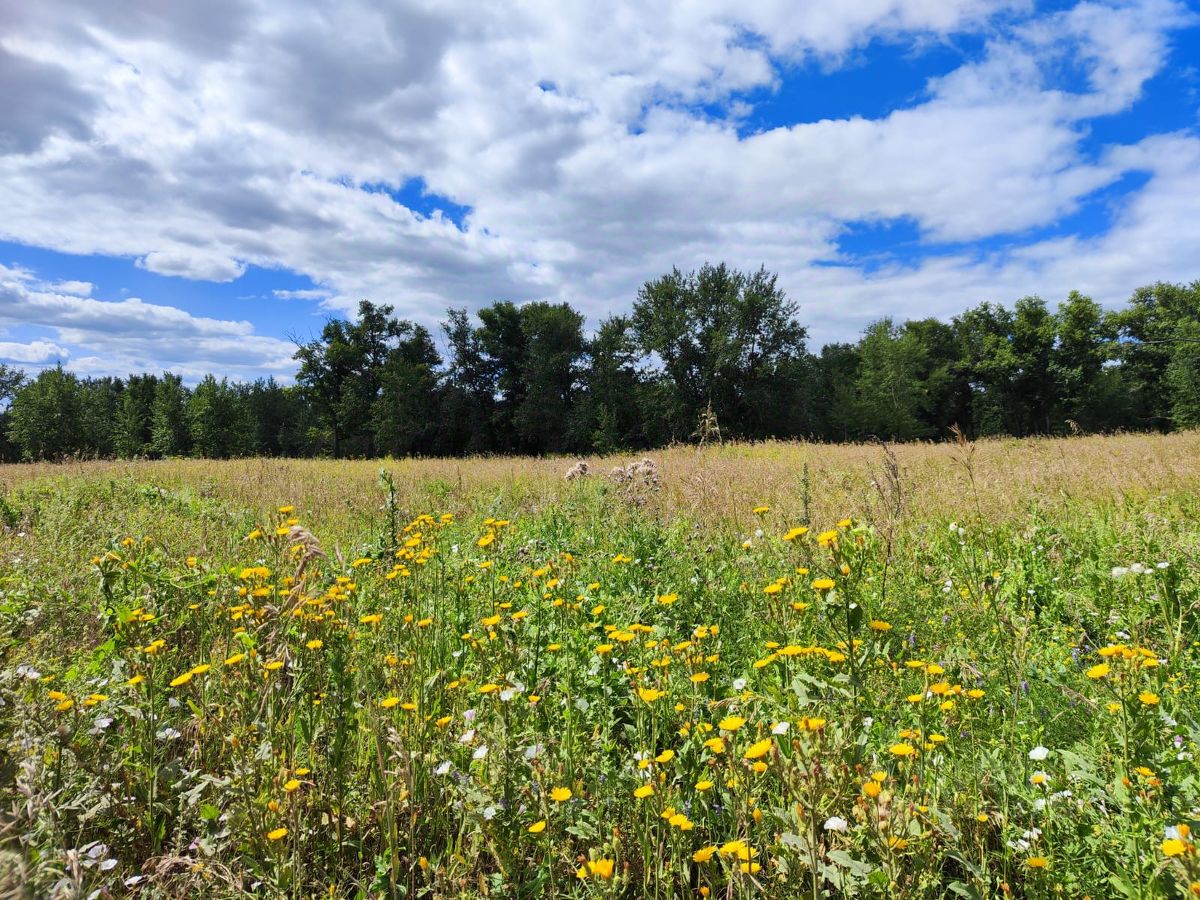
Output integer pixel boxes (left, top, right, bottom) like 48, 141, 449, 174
1, 0, 1198, 381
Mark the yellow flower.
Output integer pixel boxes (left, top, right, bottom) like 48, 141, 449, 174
528, 820, 547, 833
1026, 856, 1049, 869
719, 716, 746, 732
127, 675, 145, 686
704, 737, 726, 754
817, 530, 838, 548
169, 671, 194, 688
55, 699, 74, 712
263, 660, 284, 672
863, 781, 881, 798
267, 827, 288, 841
783, 526, 808, 541
693, 845, 717, 863
1086, 663, 1110, 679
811, 577, 835, 591
284, 778, 301, 792
655, 749, 675, 764
690, 672, 710, 683
359, 613, 383, 625
224, 653, 246, 665
634, 784, 654, 799
306, 639, 323, 650
719, 840, 755, 859
889, 743, 916, 758
477, 532, 495, 548
869, 620, 892, 632
550, 787, 573, 802
1163, 839, 1188, 857
379, 697, 401, 709
579, 858, 614, 880
743, 738, 772, 760
637, 687, 664, 702
1138, 691, 1160, 705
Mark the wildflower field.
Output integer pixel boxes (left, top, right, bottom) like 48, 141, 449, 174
2, 433, 1200, 898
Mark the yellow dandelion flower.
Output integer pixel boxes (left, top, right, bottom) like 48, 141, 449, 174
743, 738, 772, 760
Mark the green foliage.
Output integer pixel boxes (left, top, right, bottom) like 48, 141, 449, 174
4, 275, 1200, 463
7, 365, 84, 459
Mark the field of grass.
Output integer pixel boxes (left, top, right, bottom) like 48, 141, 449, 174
1, 433, 1199, 898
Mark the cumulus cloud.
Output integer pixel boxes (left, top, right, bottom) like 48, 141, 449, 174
46, 279, 93, 296
0, 340, 69, 364
0, 264, 297, 379
0, 0, 1195, 365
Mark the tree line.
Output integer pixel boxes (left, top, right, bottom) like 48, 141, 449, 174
2, 264, 1198, 461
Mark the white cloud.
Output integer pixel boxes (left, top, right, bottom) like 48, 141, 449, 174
273, 288, 330, 300
0, 340, 69, 363
0, 0, 1195, 366
46, 279, 93, 296
0, 263, 297, 379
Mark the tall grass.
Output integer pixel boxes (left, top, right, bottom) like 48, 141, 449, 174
1, 434, 1198, 897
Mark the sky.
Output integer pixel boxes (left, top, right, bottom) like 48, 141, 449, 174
0, 0, 1198, 383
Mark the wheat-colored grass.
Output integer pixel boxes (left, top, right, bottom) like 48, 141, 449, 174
2, 431, 1196, 535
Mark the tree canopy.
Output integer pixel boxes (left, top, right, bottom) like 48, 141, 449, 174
4, 270, 1199, 461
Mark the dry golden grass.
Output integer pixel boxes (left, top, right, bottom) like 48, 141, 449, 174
2, 431, 1196, 535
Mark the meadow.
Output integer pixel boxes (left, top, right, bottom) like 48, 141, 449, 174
1, 432, 1199, 898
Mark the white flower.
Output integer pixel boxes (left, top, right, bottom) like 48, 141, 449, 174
1029, 745, 1050, 761
823, 816, 849, 833
1157, 561, 1169, 569
463, 708, 477, 722
771, 721, 790, 735
434, 761, 451, 776
482, 805, 497, 820
1111, 566, 1129, 578
472, 744, 489, 760
459, 729, 476, 744
732, 678, 747, 691
499, 688, 517, 703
